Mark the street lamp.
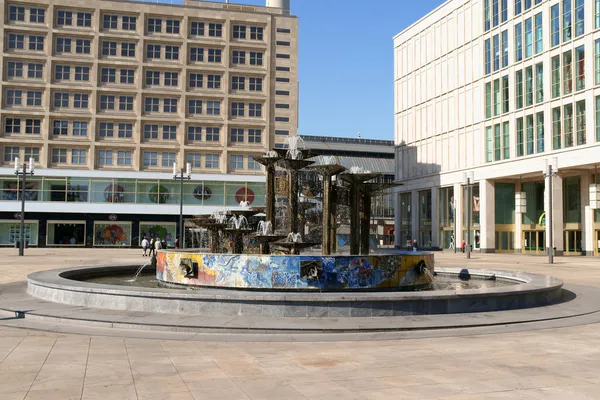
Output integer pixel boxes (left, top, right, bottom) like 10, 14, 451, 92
544, 157, 558, 264
173, 162, 191, 249
14, 157, 34, 256
463, 171, 475, 259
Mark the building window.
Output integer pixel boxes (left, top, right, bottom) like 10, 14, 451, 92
485, 126, 493, 162
7, 61, 23, 78
231, 128, 244, 143
9, 5, 25, 21
564, 103, 574, 148
162, 152, 176, 167
553, 107, 562, 150
189, 73, 203, 88
524, 18, 532, 58
515, 0, 522, 15
24, 147, 39, 162
484, 40, 491, 75
29, 35, 44, 51
123, 16, 136, 31
494, 124, 501, 161
144, 124, 159, 139
205, 154, 219, 169
146, 71, 160, 86
564, 0, 572, 42
576, 100, 586, 145
535, 63, 543, 104
248, 129, 262, 143
188, 153, 201, 168
5, 118, 21, 134
166, 20, 180, 34
30, 8, 45, 23
119, 96, 134, 111
143, 151, 158, 167
76, 39, 91, 55
233, 25, 246, 39
551, 5, 560, 47
596, 40, 600, 86
207, 49, 221, 63
249, 77, 262, 91
206, 127, 219, 142
162, 125, 177, 140
52, 148, 67, 164
53, 92, 68, 108
72, 149, 87, 165
101, 68, 116, 83
4, 146, 20, 162
493, 79, 500, 116
188, 99, 202, 114
526, 114, 535, 155
536, 112, 545, 153
118, 123, 133, 138
250, 52, 263, 66
121, 42, 136, 57
230, 155, 244, 170
596, 97, 600, 142
501, 30, 508, 68
516, 117, 524, 157
28, 63, 43, 79
77, 12, 92, 27
276, 90, 290, 96
232, 50, 246, 65
102, 41, 117, 56
231, 102, 245, 117
534, 12, 543, 54
75, 66, 90, 81
250, 26, 264, 40
492, 0, 499, 27
207, 75, 221, 89
232, 76, 245, 90
7, 33, 24, 50
56, 38, 72, 53
165, 45, 179, 60
99, 122, 114, 137
191, 21, 204, 36
500, 76, 508, 114
57, 10, 73, 26
208, 23, 222, 37
485, 0, 491, 31
249, 103, 262, 117
515, 70, 523, 109
564, 50, 573, 95
552, 56, 561, 98
503, 121, 510, 159
164, 72, 178, 86
206, 101, 220, 115
248, 156, 261, 170
145, 97, 159, 112
575, 0, 584, 37
276, 53, 291, 59
100, 95, 115, 110
163, 98, 178, 113
575, 45, 585, 91
525, 66, 533, 107
26, 119, 42, 135
190, 47, 204, 62
146, 44, 161, 59
103, 14, 118, 29
26, 91, 42, 106
53, 120, 69, 135
148, 18, 162, 33
187, 126, 202, 142
117, 151, 131, 166
120, 69, 135, 84
73, 121, 88, 136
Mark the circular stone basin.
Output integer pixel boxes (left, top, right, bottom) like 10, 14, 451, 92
156, 251, 435, 291
26, 266, 563, 318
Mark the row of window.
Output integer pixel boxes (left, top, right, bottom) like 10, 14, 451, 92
3, 117, 270, 144
484, 96, 600, 163
7, 5, 269, 42
6, 35, 266, 67
2, 145, 261, 171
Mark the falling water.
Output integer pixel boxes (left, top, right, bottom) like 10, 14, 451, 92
264, 150, 278, 158
211, 209, 229, 224
239, 200, 250, 208
349, 166, 371, 174
286, 233, 303, 243
228, 215, 249, 230
322, 156, 338, 165
424, 269, 439, 290
128, 264, 149, 282
257, 221, 274, 236
284, 136, 306, 160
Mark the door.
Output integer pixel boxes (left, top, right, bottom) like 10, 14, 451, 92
564, 230, 582, 255
523, 231, 546, 255
596, 230, 600, 256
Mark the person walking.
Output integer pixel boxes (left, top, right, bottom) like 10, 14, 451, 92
412, 239, 418, 252
149, 237, 156, 257
141, 237, 149, 257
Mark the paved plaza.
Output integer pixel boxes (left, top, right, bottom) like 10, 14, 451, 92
1, 249, 600, 399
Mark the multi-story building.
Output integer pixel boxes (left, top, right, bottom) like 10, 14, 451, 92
0, 0, 298, 247
394, 0, 600, 256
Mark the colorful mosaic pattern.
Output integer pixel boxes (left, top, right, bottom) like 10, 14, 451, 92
156, 252, 434, 290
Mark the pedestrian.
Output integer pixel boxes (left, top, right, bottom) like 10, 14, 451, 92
142, 237, 149, 257
149, 237, 156, 257
161, 237, 167, 249
461, 240, 466, 253
412, 239, 418, 252
175, 238, 180, 249
154, 237, 162, 254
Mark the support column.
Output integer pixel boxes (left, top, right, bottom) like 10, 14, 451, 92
394, 191, 401, 248
479, 180, 495, 253
265, 163, 276, 230
515, 182, 523, 253
349, 183, 360, 255
360, 192, 371, 255
454, 183, 463, 251
431, 186, 440, 249
330, 186, 338, 253
546, 174, 564, 254
581, 174, 594, 256
288, 168, 299, 235
411, 190, 419, 246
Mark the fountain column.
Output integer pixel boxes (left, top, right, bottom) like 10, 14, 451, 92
349, 182, 361, 255
330, 187, 337, 253
360, 191, 372, 255
288, 168, 299, 235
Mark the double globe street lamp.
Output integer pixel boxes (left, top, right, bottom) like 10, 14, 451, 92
173, 162, 191, 249
14, 157, 35, 256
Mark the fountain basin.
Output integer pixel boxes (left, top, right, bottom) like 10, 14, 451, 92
157, 251, 435, 291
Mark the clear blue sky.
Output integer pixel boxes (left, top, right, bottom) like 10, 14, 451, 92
149, 0, 444, 140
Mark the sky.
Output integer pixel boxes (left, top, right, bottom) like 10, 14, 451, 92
148, 0, 444, 140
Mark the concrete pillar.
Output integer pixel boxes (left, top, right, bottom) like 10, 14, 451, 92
515, 182, 523, 253
581, 174, 594, 256
546, 174, 564, 254
454, 183, 463, 249
431, 186, 440, 249
479, 179, 495, 253
411, 190, 419, 245
394, 191, 401, 248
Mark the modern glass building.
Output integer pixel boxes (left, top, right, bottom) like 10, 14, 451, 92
394, 0, 600, 256
0, 0, 298, 247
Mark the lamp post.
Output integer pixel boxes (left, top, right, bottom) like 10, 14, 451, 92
463, 171, 474, 259
14, 157, 34, 256
173, 162, 191, 249
544, 158, 558, 264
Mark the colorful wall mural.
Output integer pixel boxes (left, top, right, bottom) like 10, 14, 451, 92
156, 251, 434, 290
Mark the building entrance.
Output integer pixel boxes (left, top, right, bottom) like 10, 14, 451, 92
564, 230, 582, 255
495, 225, 515, 253
523, 230, 545, 255
596, 230, 600, 256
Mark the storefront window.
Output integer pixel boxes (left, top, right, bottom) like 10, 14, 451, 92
563, 177, 581, 223
494, 183, 516, 225
93, 222, 132, 246
139, 222, 176, 247
439, 187, 455, 249
595, 174, 600, 223
398, 192, 412, 248
418, 190, 432, 248
47, 221, 86, 246
522, 182, 545, 225
463, 184, 480, 227
0, 220, 38, 246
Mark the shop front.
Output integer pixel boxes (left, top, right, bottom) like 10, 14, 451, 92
564, 177, 583, 255
0, 219, 39, 247
47, 221, 86, 246
521, 181, 545, 254
438, 187, 455, 249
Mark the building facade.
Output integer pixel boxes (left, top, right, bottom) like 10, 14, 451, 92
0, 0, 298, 247
394, 0, 600, 255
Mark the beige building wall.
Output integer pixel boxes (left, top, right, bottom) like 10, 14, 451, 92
0, 0, 298, 176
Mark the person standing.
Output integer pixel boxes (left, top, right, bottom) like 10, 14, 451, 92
141, 237, 149, 257
149, 237, 156, 257
412, 239, 418, 252
154, 237, 162, 254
